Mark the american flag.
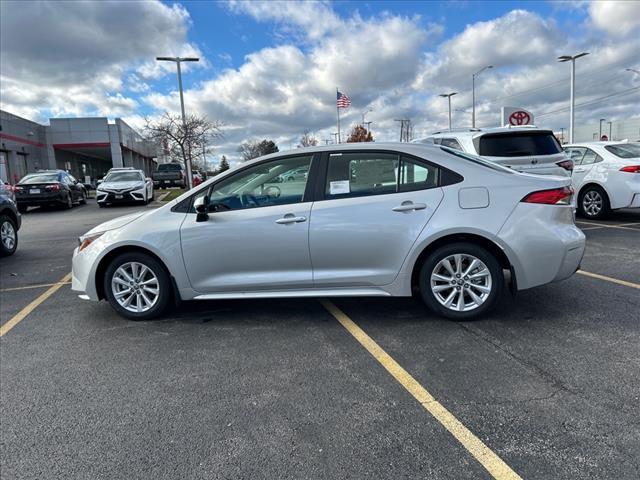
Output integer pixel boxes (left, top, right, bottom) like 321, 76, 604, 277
337, 91, 351, 108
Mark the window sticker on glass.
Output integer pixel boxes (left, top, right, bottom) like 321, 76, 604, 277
330, 180, 350, 195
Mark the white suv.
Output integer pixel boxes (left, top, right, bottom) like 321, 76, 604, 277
414, 126, 573, 177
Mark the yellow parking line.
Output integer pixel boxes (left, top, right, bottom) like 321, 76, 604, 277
0, 281, 71, 293
0, 273, 71, 337
575, 221, 638, 231
577, 270, 640, 289
320, 299, 521, 480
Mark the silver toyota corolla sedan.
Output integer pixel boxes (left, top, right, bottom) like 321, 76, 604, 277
72, 143, 585, 321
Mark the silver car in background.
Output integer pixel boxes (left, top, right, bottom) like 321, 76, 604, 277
72, 143, 585, 321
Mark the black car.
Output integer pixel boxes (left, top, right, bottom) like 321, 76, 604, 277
0, 182, 21, 256
14, 170, 87, 213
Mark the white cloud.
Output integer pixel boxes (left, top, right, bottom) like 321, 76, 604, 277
0, 0, 202, 120
589, 0, 640, 36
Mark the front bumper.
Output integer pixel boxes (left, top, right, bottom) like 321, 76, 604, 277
96, 189, 146, 203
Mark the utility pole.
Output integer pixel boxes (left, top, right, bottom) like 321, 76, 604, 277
156, 56, 200, 189
607, 121, 612, 140
364, 121, 372, 135
558, 52, 589, 143
394, 119, 412, 142
599, 118, 606, 140
439, 92, 457, 131
332, 132, 339, 144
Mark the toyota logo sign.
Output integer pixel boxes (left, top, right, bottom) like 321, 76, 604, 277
508, 111, 531, 126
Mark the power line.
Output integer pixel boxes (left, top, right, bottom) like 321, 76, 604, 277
536, 87, 640, 118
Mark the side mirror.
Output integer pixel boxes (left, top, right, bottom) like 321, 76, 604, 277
194, 195, 209, 222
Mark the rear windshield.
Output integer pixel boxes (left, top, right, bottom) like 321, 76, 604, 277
477, 131, 562, 157
441, 147, 514, 173
604, 143, 640, 159
20, 173, 59, 184
157, 163, 183, 171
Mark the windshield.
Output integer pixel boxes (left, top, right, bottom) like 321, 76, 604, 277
441, 147, 515, 173
20, 173, 59, 184
604, 143, 640, 159
158, 163, 183, 171
477, 131, 562, 157
104, 172, 143, 182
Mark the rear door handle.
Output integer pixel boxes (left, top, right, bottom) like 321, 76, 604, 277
392, 201, 427, 212
276, 214, 307, 224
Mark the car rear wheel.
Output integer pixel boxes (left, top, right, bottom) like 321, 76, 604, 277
63, 193, 73, 209
0, 215, 18, 256
578, 186, 609, 220
419, 243, 503, 321
79, 190, 87, 205
104, 252, 172, 320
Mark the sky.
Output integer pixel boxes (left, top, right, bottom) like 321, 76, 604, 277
1, 0, 639, 166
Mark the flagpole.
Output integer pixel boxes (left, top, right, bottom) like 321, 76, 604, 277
336, 88, 341, 144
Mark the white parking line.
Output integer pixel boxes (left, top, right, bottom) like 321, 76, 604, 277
577, 270, 640, 290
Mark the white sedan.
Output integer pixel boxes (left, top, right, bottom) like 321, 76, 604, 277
564, 142, 640, 219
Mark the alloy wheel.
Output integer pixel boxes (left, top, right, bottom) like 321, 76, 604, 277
1, 221, 16, 250
582, 190, 603, 217
430, 254, 492, 312
111, 262, 160, 313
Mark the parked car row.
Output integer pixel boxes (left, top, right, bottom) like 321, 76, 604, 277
414, 127, 639, 220
11, 170, 88, 212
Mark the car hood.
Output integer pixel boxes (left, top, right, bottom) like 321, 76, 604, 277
85, 211, 149, 235
100, 181, 144, 190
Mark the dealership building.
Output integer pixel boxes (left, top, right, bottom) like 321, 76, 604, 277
0, 109, 158, 185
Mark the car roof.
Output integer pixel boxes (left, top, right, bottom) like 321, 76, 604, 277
565, 141, 634, 147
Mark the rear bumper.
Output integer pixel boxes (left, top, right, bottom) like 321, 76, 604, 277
498, 203, 586, 290
16, 192, 66, 206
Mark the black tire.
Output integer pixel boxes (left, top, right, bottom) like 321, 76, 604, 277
103, 252, 172, 320
98, 202, 106, 208
578, 185, 609, 220
0, 214, 18, 257
419, 242, 504, 321
63, 193, 73, 209
17, 205, 28, 214
79, 190, 87, 205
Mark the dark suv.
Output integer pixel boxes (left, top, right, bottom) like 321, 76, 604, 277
0, 182, 21, 256
14, 170, 87, 212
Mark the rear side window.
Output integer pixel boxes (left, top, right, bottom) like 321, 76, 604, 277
581, 149, 602, 165
324, 152, 442, 199
605, 143, 640, 158
564, 147, 586, 164
439, 138, 462, 150
477, 131, 562, 157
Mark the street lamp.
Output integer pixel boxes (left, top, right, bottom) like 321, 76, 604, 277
607, 121, 613, 140
599, 118, 606, 140
361, 108, 372, 127
439, 92, 458, 130
472, 65, 493, 128
156, 56, 200, 189
558, 52, 589, 143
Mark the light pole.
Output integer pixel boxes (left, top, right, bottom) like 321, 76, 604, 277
607, 121, 612, 140
599, 118, 606, 140
361, 108, 372, 127
472, 65, 493, 128
156, 56, 199, 189
558, 52, 589, 143
560, 127, 565, 144
439, 92, 457, 131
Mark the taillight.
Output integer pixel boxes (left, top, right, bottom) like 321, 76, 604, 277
556, 159, 574, 172
619, 165, 640, 173
522, 186, 573, 205
12, 185, 23, 192
46, 183, 61, 191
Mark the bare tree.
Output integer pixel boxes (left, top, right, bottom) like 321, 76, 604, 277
238, 139, 279, 162
298, 130, 318, 148
144, 112, 223, 184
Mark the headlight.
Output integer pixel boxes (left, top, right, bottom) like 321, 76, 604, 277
78, 231, 104, 252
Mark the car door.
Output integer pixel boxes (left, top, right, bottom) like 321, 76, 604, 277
179, 154, 316, 293
309, 151, 444, 287
573, 148, 601, 188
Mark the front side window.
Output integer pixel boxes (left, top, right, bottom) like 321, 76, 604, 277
564, 147, 586, 164
193, 155, 312, 212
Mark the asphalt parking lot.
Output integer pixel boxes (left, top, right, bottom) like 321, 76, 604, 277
1, 200, 639, 479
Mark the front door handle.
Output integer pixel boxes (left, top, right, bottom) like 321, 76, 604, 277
276, 214, 307, 224
392, 201, 427, 212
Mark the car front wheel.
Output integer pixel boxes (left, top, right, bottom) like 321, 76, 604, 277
578, 186, 609, 220
103, 252, 171, 320
419, 242, 503, 321
0, 215, 18, 256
